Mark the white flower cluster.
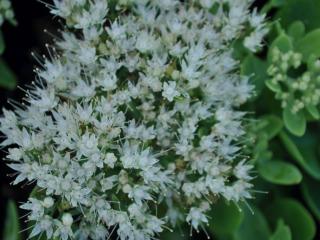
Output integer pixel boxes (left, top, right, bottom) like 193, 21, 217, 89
1, 0, 266, 239
243, 9, 268, 52
0, 0, 15, 26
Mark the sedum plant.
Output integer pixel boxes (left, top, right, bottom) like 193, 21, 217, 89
266, 31, 320, 137
0, 0, 268, 239
235, 0, 320, 240
3, 0, 320, 239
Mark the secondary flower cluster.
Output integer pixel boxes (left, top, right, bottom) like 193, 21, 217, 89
1, 0, 267, 239
268, 47, 320, 114
0, 0, 15, 26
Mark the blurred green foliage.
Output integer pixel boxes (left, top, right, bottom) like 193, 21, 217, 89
3, 200, 21, 240
0, 18, 16, 90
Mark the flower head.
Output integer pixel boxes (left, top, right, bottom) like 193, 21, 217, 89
0, 0, 266, 239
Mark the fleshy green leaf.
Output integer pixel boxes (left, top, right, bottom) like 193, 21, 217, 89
283, 107, 306, 137
209, 199, 244, 237
279, 132, 304, 162
241, 55, 268, 97
270, 219, 292, 240
296, 29, 320, 60
258, 160, 302, 185
3, 200, 21, 240
280, 131, 320, 179
266, 198, 316, 240
301, 176, 320, 220
275, 0, 320, 31
261, 115, 283, 140
265, 79, 281, 93
0, 58, 17, 90
306, 105, 320, 119
233, 206, 271, 240
288, 21, 305, 40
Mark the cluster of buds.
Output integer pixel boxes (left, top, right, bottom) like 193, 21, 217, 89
268, 48, 320, 114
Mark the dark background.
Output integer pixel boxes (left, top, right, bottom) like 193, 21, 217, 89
0, 1, 269, 239
0, 0, 60, 238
